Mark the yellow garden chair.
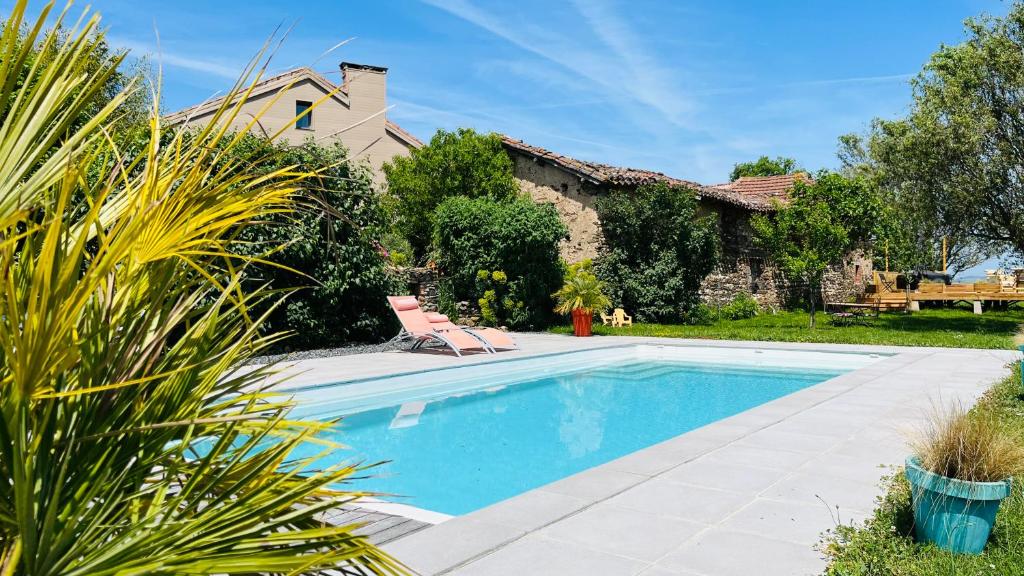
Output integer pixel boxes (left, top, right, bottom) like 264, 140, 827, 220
613, 308, 632, 327
599, 310, 615, 326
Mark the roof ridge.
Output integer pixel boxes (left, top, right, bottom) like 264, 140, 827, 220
501, 134, 778, 211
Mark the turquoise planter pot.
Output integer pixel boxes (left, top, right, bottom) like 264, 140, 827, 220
905, 456, 1012, 554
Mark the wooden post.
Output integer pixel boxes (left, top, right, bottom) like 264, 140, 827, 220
942, 237, 947, 273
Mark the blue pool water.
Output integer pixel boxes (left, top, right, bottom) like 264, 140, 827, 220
297, 358, 847, 515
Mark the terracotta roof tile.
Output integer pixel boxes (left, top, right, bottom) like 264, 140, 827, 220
385, 119, 423, 148
501, 135, 781, 211
709, 174, 810, 207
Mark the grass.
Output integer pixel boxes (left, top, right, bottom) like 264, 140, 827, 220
550, 307, 1024, 349
823, 366, 1024, 575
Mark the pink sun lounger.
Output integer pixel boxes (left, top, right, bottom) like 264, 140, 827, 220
423, 312, 518, 352
387, 296, 493, 356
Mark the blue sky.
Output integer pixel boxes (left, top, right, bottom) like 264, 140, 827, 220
12, 0, 1009, 184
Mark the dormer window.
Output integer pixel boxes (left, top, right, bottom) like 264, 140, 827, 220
295, 100, 312, 129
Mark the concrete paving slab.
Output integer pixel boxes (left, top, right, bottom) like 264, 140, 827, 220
466, 489, 590, 532
734, 429, 843, 454
656, 528, 825, 576
450, 534, 648, 576
700, 443, 814, 472
760, 471, 882, 517
381, 517, 525, 575
661, 460, 788, 494
608, 480, 751, 524
539, 502, 706, 562
718, 497, 866, 546
539, 466, 647, 502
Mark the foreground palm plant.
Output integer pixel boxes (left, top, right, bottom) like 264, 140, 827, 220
0, 2, 405, 574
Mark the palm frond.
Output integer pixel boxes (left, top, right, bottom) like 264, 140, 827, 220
0, 2, 406, 574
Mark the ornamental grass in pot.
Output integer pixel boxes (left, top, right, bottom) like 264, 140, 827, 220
553, 262, 611, 337
905, 403, 1024, 554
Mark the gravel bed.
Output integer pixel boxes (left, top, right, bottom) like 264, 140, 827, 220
246, 340, 407, 366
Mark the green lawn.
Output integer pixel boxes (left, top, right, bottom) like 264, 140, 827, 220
823, 367, 1024, 575
549, 307, 1024, 349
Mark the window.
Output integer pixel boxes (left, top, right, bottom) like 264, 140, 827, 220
295, 100, 312, 129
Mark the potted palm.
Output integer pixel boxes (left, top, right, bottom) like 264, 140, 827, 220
905, 404, 1024, 554
553, 265, 611, 337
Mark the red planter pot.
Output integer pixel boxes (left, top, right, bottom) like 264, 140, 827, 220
571, 308, 593, 337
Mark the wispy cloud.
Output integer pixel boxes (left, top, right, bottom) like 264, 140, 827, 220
785, 73, 914, 88
420, 0, 692, 130
110, 37, 241, 80
696, 73, 914, 97
568, 0, 693, 126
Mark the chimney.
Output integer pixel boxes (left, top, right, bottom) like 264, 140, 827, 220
341, 62, 388, 117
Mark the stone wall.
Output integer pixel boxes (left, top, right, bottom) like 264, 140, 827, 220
822, 248, 873, 304
401, 266, 439, 312
700, 257, 789, 311
508, 151, 604, 263
699, 252, 871, 311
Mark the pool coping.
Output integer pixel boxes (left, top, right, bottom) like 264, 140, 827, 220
368, 336, 1018, 575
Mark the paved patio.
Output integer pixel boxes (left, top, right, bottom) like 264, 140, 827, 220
272, 334, 1019, 576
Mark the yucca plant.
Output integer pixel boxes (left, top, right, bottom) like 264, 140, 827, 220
0, 1, 405, 574
553, 261, 611, 315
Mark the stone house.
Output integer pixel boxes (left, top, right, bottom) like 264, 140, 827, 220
164, 62, 421, 182
501, 136, 871, 308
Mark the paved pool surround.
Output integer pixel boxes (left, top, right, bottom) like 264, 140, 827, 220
266, 334, 1019, 576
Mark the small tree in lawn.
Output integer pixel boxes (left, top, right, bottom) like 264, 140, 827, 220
752, 187, 849, 328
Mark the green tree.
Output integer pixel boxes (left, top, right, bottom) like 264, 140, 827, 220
0, 2, 402, 573
839, 128, 990, 276
432, 196, 566, 329
595, 182, 719, 322
752, 176, 855, 328
840, 3, 1024, 264
0, 13, 151, 133
226, 135, 403, 350
383, 128, 519, 258
729, 155, 799, 181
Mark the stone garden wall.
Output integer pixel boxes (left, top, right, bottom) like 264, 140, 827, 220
401, 266, 439, 312
700, 250, 872, 310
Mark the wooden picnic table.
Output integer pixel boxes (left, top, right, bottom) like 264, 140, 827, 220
825, 301, 881, 325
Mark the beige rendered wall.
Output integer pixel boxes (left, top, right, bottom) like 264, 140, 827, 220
182, 75, 410, 182
509, 152, 604, 263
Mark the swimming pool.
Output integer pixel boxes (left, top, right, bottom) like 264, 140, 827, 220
289, 345, 884, 516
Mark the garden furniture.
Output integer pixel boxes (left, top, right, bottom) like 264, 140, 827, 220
424, 311, 519, 351
387, 296, 494, 356
613, 308, 633, 327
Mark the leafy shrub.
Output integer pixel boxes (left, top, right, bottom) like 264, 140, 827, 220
719, 293, 760, 320
476, 269, 521, 326
595, 182, 719, 323
384, 128, 519, 258
432, 196, 567, 329
378, 230, 413, 267
229, 135, 403, 350
684, 303, 717, 325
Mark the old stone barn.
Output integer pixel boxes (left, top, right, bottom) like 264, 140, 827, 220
500, 136, 871, 309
